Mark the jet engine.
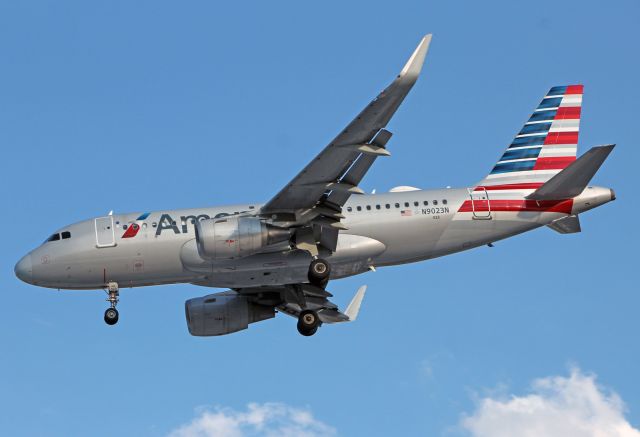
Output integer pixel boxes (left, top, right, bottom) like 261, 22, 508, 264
195, 216, 290, 260
185, 292, 275, 336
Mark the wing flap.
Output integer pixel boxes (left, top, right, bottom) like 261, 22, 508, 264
273, 283, 368, 324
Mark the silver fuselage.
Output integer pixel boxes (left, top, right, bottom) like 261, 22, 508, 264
15, 185, 613, 291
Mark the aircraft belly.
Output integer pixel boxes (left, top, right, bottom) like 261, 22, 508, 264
180, 234, 385, 288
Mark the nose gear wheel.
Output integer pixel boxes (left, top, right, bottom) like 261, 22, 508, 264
104, 281, 120, 326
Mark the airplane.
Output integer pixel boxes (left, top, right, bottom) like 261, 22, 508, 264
14, 35, 616, 337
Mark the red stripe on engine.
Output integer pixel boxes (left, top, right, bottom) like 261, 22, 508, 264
555, 106, 581, 120
533, 156, 576, 170
458, 199, 573, 214
565, 85, 584, 95
544, 131, 579, 145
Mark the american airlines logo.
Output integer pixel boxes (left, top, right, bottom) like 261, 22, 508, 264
121, 211, 250, 238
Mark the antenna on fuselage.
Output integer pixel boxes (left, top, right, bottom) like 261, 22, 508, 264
108, 210, 113, 216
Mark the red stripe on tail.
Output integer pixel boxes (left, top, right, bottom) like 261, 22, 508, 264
555, 106, 581, 120
565, 85, 584, 94
533, 156, 575, 170
544, 131, 579, 145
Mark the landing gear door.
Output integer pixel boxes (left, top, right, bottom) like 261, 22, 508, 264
468, 187, 492, 220
95, 216, 116, 248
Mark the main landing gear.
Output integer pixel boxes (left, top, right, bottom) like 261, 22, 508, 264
308, 258, 330, 288
104, 281, 120, 326
295, 257, 331, 336
297, 309, 320, 336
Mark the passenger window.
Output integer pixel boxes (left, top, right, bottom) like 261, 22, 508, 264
385, 204, 390, 209
61, 231, 71, 239
47, 233, 60, 242
357, 206, 362, 211
443, 199, 448, 205
366, 205, 371, 210
404, 202, 409, 207
433, 200, 438, 205
395, 203, 400, 208
414, 201, 419, 207
347, 207, 352, 212
123, 225, 128, 230
376, 205, 381, 210
152, 222, 157, 228
423, 200, 428, 206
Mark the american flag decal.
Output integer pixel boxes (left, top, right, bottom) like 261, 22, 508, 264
401, 210, 412, 216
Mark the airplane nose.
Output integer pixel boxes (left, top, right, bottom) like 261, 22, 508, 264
15, 254, 33, 283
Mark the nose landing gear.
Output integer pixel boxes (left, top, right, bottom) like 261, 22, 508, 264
104, 281, 120, 326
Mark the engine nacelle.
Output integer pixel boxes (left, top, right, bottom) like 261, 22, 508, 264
185, 292, 275, 336
195, 216, 290, 260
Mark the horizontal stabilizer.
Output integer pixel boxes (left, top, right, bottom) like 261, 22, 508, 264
547, 215, 581, 234
527, 145, 615, 200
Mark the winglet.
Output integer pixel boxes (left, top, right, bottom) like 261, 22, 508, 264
345, 285, 367, 322
399, 34, 432, 79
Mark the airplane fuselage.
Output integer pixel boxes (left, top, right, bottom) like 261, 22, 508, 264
15, 185, 614, 291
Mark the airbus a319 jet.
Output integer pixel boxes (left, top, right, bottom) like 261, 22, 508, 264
15, 35, 616, 336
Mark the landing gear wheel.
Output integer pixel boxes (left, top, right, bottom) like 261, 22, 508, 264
104, 281, 120, 326
308, 258, 330, 287
297, 310, 320, 336
104, 308, 119, 325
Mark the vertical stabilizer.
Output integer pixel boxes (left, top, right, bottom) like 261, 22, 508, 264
479, 85, 583, 189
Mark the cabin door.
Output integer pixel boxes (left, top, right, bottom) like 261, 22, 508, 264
468, 187, 492, 219
95, 216, 116, 247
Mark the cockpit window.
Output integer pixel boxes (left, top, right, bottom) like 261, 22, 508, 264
47, 233, 60, 242
61, 231, 71, 239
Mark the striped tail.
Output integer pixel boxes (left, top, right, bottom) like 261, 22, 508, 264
478, 85, 583, 189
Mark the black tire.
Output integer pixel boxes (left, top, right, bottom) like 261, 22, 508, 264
308, 259, 330, 286
297, 309, 320, 336
297, 324, 318, 337
104, 308, 119, 325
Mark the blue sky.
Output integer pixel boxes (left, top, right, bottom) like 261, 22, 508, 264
1, 1, 638, 436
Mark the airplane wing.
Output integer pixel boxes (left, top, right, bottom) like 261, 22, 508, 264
260, 35, 431, 252
238, 283, 367, 324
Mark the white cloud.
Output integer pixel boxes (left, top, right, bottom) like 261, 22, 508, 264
167, 402, 336, 437
461, 368, 640, 437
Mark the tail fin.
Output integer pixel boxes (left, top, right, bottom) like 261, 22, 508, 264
478, 85, 583, 188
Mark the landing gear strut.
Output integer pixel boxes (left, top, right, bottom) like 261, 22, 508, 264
308, 258, 330, 288
297, 309, 320, 336
104, 281, 119, 326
